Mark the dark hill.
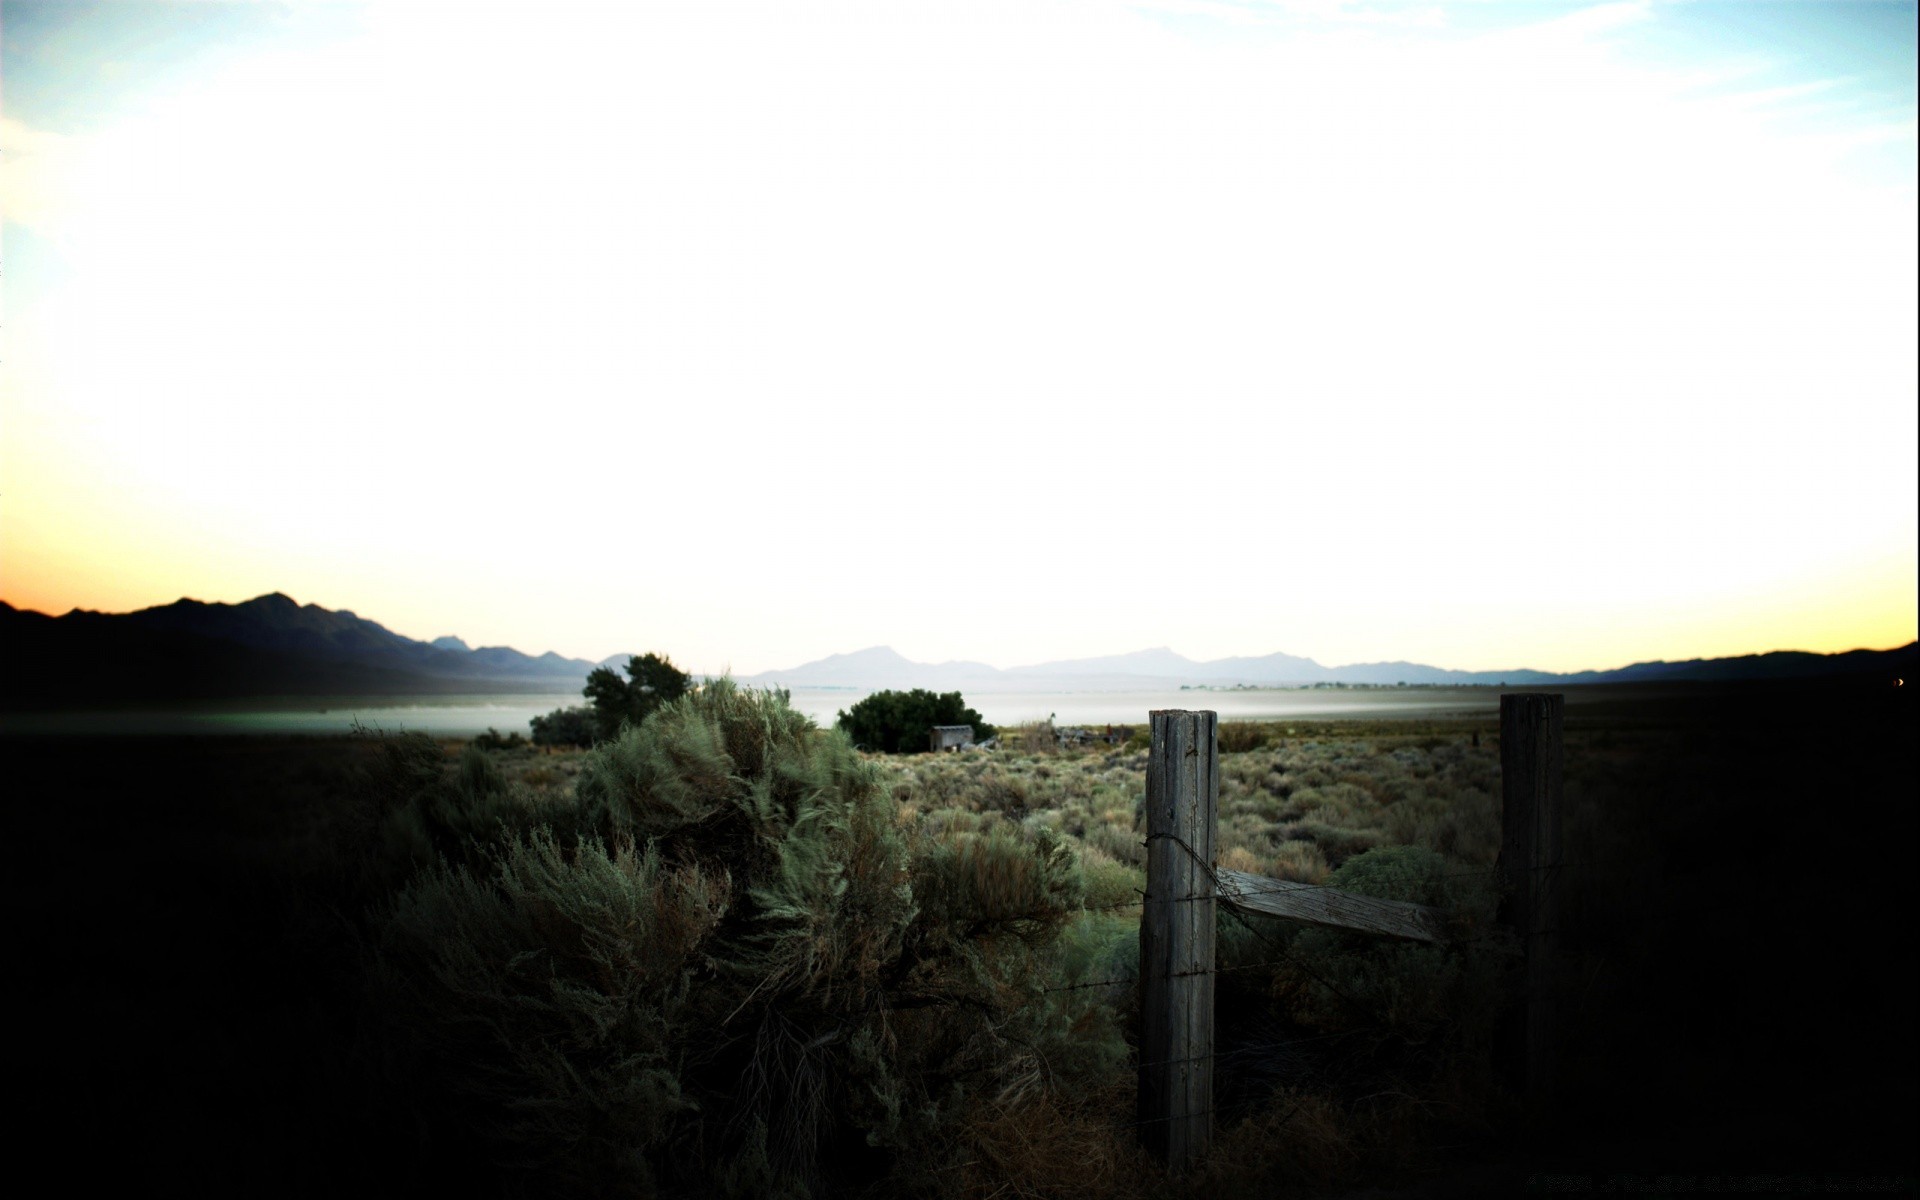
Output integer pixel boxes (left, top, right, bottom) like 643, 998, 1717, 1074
1, 595, 596, 709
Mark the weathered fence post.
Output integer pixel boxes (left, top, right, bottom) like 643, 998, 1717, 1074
1140, 709, 1218, 1170
1497, 692, 1563, 1105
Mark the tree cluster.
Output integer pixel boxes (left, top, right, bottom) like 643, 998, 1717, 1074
528, 706, 595, 748
532, 653, 691, 746
585, 653, 692, 741
834, 688, 994, 754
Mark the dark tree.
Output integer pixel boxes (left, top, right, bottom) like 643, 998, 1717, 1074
583, 653, 692, 742
835, 689, 994, 754
529, 705, 597, 748
583, 667, 632, 738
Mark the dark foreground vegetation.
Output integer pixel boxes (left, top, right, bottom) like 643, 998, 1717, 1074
12, 677, 1916, 1197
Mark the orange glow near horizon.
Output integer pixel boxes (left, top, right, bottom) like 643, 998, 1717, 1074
4, 537, 1913, 674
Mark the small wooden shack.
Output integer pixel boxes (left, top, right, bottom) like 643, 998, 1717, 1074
929, 725, 975, 752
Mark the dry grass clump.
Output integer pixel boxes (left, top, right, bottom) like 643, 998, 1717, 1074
920, 806, 1000, 837
1188, 1088, 1359, 1195
1217, 721, 1270, 753
1268, 839, 1332, 884
952, 1086, 1153, 1200
1014, 720, 1059, 755
1215, 845, 1264, 875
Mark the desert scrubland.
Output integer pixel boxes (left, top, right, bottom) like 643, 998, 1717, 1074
12, 677, 1915, 1197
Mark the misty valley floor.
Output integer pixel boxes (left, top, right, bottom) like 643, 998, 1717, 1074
11, 679, 1917, 1197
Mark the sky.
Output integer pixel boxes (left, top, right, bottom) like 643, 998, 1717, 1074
2, 0, 1915, 675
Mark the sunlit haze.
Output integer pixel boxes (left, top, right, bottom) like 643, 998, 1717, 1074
4, 0, 1914, 674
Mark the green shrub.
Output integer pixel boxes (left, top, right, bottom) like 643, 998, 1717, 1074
1082, 820, 1145, 867
835, 688, 994, 754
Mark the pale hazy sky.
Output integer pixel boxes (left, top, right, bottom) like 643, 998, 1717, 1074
3, 0, 1915, 674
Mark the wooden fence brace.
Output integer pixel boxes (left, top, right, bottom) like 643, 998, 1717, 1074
1215, 869, 1449, 944
1139, 709, 1217, 1171
1497, 692, 1564, 1104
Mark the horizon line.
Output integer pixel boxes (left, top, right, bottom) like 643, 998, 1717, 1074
5, 590, 1913, 682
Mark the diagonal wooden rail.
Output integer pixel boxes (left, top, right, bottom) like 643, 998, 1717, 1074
1214, 868, 1449, 943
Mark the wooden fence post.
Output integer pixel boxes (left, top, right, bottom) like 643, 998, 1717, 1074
1498, 692, 1563, 1105
1140, 709, 1218, 1170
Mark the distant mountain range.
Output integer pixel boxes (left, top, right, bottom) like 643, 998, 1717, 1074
2, 592, 1911, 709
733, 642, 1918, 692
1, 592, 600, 708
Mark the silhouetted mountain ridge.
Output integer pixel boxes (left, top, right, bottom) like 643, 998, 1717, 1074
2, 594, 597, 708
5, 592, 1911, 710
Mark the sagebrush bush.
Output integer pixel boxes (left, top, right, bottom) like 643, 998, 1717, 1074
365, 680, 1114, 1197
374, 832, 722, 1192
